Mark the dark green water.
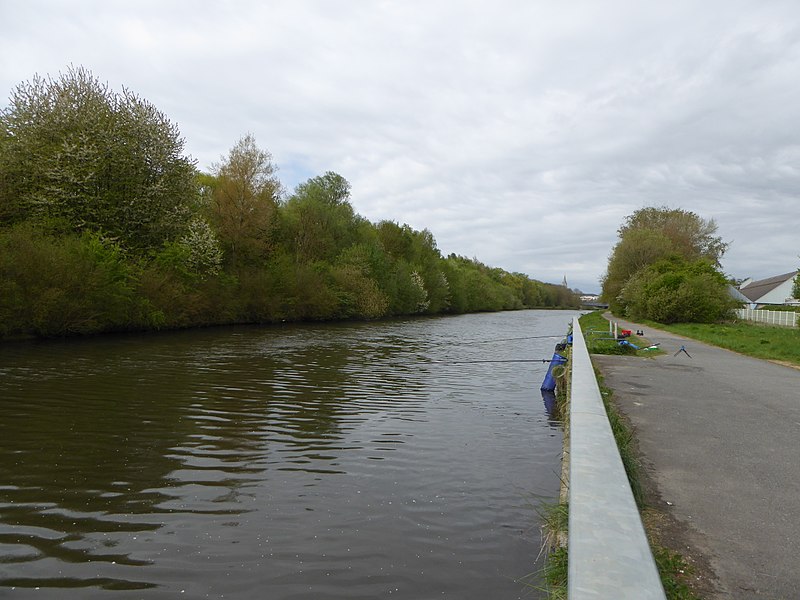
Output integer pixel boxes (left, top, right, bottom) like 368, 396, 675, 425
0, 310, 576, 599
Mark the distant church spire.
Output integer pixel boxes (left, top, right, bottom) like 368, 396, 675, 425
562, 275, 568, 288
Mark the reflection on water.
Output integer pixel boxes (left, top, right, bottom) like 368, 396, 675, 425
0, 310, 578, 598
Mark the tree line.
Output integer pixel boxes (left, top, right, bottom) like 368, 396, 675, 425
0, 68, 578, 339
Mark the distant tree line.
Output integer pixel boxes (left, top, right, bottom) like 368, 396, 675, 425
601, 206, 737, 323
0, 68, 578, 339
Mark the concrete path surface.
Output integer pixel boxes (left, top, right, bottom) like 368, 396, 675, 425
591, 316, 800, 599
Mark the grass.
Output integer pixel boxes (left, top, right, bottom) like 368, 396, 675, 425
579, 310, 663, 357
519, 499, 568, 598
653, 547, 702, 600
542, 547, 568, 598
582, 309, 800, 366
538, 501, 569, 596
596, 372, 644, 508
596, 374, 700, 598
648, 319, 800, 366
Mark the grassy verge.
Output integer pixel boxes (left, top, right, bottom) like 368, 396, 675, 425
532, 501, 568, 599
646, 320, 800, 366
579, 310, 663, 357
595, 371, 700, 599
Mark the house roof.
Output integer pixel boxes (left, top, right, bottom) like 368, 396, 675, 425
727, 284, 751, 303
739, 271, 797, 302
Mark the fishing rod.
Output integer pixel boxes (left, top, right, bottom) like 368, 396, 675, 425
425, 334, 570, 364
428, 358, 559, 364
448, 334, 566, 345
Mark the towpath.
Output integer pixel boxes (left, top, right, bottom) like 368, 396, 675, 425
591, 315, 800, 599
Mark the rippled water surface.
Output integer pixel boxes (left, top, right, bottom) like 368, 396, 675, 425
0, 310, 577, 599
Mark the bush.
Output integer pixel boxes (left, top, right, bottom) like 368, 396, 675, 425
0, 225, 138, 337
330, 264, 389, 319
620, 257, 736, 323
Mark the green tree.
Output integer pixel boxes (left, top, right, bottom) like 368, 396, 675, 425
602, 228, 674, 310
283, 172, 360, 262
602, 207, 729, 312
207, 134, 282, 266
0, 67, 198, 251
618, 207, 728, 264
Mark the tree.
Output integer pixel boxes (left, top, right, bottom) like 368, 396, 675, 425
602, 228, 675, 310
282, 172, 359, 262
602, 207, 729, 312
0, 67, 198, 252
794, 266, 800, 300
207, 134, 282, 266
618, 207, 728, 264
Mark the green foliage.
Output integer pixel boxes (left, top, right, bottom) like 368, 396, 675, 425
207, 134, 282, 266
150, 224, 225, 286
620, 257, 736, 323
602, 229, 675, 310
794, 271, 800, 300
582, 367, 645, 507
330, 264, 389, 319
618, 206, 728, 264
542, 546, 568, 596
602, 207, 729, 314
0, 68, 581, 340
287, 261, 340, 320
231, 257, 290, 322
653, 547, 702, 600
177, 218, 224, 278
0, 225, 138, 336
283, 172, 359, 262
0, 67, 198, 251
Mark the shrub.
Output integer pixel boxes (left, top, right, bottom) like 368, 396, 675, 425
0, 225, 138, 337
620, 257, 736, 323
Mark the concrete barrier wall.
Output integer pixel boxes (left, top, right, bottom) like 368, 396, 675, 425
568, 316, 666, 599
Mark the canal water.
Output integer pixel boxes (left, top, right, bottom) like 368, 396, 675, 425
0, 310, 578, 599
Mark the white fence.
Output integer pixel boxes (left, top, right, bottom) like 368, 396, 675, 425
735, 308, 798, 328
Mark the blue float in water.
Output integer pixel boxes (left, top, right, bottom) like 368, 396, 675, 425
540, 352, 568, 391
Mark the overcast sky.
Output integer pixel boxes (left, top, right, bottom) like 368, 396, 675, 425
2, 1, 799, 292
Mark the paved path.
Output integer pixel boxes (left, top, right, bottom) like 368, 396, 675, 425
591, 316, 800, 599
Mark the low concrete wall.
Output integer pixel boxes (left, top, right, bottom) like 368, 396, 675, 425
568, 316, 665, 599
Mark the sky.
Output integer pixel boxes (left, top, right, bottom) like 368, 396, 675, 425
2, 1, 799, 293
